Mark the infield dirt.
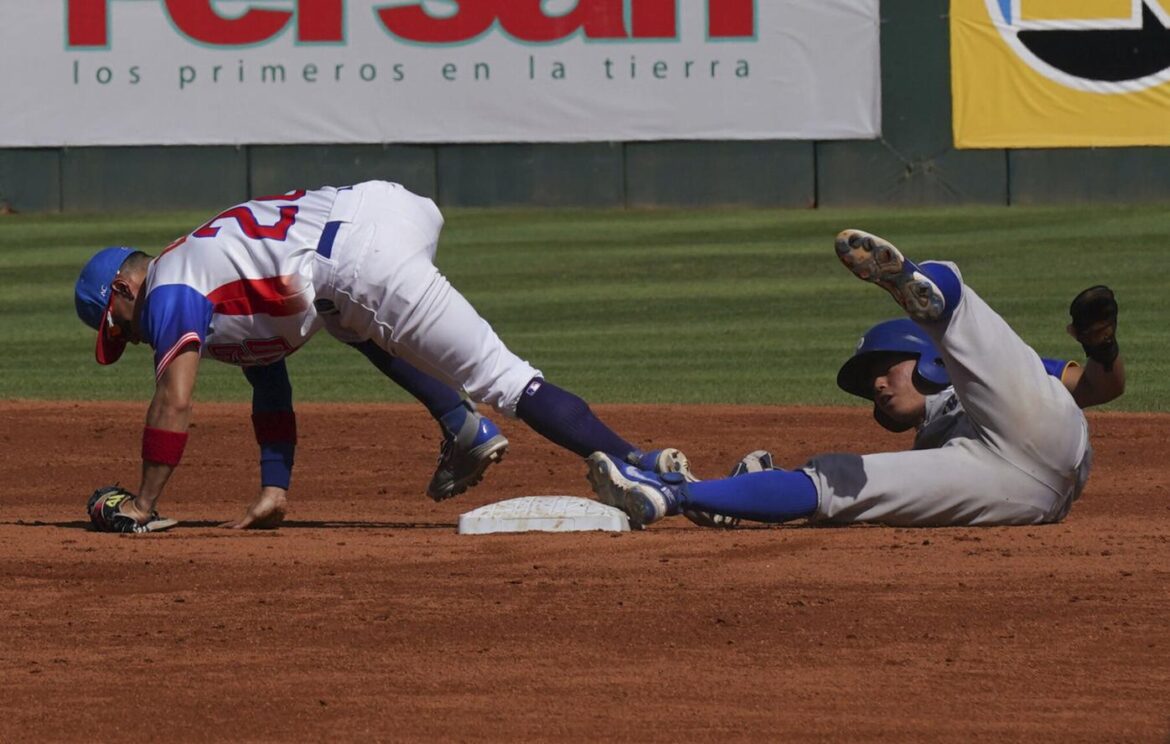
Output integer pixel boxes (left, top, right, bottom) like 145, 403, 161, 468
1, 402, 1167, 742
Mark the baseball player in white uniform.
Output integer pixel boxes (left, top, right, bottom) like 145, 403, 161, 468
586, 229, 1125, 529
75, 181, 686, 531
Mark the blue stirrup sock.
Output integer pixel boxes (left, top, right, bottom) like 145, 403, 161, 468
683, 469, 818, 523
920, 261, 962, 323
515, 378, 636, 459
351, 341, 469, 432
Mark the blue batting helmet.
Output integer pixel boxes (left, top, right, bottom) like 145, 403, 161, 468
836, 318, 949, 400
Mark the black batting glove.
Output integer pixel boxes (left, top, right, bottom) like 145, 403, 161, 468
1069, 285, 1119, 372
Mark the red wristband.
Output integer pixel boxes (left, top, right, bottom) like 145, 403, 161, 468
252, 411, 297, 445
143, 427, 188, 467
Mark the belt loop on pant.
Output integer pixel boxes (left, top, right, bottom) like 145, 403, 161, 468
316, 221, 341, 258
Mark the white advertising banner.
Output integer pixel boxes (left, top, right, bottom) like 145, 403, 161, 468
0, 1, 881, 146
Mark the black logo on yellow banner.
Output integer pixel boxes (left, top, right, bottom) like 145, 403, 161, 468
987, 0, 1170, 90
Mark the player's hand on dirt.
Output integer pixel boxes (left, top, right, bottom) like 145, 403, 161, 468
86, 486, 178, 533
119, 497, 156, 524
222, 486, 288, 530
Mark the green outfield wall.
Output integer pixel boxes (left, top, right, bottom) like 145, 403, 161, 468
2, 0, 1167, 213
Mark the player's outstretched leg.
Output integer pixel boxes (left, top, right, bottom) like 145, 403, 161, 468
586, 451, 818, 529
835, 229, 951, 322
634, 448, 743, 529
585, 453, 686, 529
621, 449, 774, 529
429, 400, 509, 501
681, 451, 775, 529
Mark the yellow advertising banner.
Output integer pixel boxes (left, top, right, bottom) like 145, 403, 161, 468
952, 0, 1170, 147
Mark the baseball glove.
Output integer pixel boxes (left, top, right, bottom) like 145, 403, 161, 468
682, 507, 740, 530
87, 486, 178, 534
1069, 285, 1119, 371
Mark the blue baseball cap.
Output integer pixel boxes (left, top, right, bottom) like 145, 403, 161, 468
75, 246, 135, 364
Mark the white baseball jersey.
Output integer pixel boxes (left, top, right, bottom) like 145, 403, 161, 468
140, 181, 540, 414
803, 270, 1092, 526
141, 187, 338, 377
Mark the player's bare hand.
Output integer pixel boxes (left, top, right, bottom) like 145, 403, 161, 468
119, 497, 157, 525
221, 487, 288, 530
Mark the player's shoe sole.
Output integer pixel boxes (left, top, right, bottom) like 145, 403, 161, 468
729, 450, 775, 478
586, 453, 675, 530
428, 435, 509, 502
651, 448, 699, 483
835, 229, 945, 322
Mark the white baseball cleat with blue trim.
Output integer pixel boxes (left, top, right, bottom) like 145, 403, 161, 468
586, 452, 685, 529
835, 229, 945, 322
633, 448, 741, 528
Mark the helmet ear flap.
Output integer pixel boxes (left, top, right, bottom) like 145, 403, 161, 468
912, 355, 949, 393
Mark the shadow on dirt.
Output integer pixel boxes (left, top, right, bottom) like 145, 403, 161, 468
3, 519, 457, 531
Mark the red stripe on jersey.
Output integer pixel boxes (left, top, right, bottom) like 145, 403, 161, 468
155, 332, 202, 381
206, 276, 309, 317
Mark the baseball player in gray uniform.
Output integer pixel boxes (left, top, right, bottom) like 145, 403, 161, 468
586, 229, 1125, 529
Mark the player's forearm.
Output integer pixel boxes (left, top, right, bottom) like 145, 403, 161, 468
147, 348, 199, 431
146, 393, 194, 432
131, 404, 190, 516
1071, 356, 1126, 409
136, 416, 189, 512
136, 349, 200, 513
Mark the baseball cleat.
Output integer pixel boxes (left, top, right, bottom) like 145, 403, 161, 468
728, 450, 776, 478
635, 448, 741, 528
428, 413, 509, 501
586, 452, 685, 529
633, 447, 699, 483
835, 229, 945, 322
683, 507, 739, 529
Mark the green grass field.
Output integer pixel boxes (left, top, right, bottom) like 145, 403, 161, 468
0, 205, 1163, 410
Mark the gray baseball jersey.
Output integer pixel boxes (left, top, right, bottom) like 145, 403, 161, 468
802, 267, 1092, 526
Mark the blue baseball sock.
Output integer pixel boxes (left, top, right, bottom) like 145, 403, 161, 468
350, 341, 468, 430
515, 378, 636, 459
684, 469, 818, 523
920, 261, 962, 322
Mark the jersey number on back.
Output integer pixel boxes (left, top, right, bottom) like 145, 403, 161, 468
192, 190, 307, 241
